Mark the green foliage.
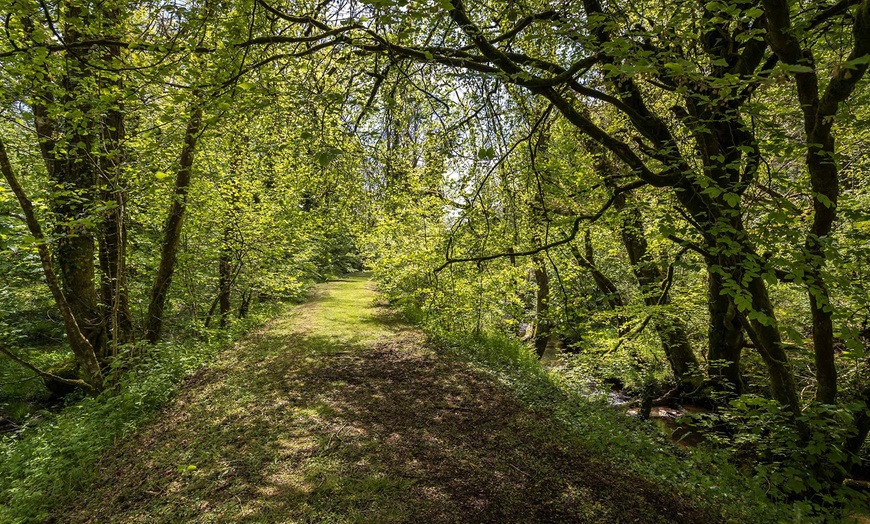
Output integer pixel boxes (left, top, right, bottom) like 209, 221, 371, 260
420, 324, 791, 522
0, 284, 67, 412
1, 0, 869, 519
684, 398, 870, 520
0, 303, 282, 523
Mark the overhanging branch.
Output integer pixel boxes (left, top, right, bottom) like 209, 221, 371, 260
434, 180, 646, 272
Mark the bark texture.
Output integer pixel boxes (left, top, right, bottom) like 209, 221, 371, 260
532, 256, 552, 359
0, 138, 103, 389
145, 103, 203, 343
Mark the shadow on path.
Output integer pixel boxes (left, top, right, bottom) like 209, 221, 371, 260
60, 278, 704, 524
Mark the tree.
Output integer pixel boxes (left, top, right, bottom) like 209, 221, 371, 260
245, 0, 870, 473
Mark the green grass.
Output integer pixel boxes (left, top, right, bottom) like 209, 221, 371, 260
0, 299, 286, 524
282, 276, 394, 345
1, 275, 821, 523
424, 327, 795, 523
40, 275, 719, 523
47, 275, 428, 523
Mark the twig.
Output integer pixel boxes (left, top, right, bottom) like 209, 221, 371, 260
324, 423, 348, 450
509, 463, 532, 477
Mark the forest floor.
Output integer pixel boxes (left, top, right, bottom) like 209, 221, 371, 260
56, 275, 710, 524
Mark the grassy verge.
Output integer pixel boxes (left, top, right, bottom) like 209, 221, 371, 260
53, 276, 717, 523
0, 300, 288, 524
415, 321, 795, 523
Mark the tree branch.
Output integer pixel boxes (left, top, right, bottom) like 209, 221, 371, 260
0, 344, 94, 392
434, 180, 646, 272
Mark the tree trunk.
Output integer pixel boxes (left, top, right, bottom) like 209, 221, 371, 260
218, 228, 232, 329
144, 102, 203, 343
97, 34, 134, 351
706, 268, 745, 395
614, 192, 701, 389
238, 289, 253, 319
846, 385, 870, 460
569, 240, 628, 336
763, 0, 870, 406
218, 136, 246, 328
533, 256, 552, 359
24, 1, 120, 360
98, 201, 134, 348
0, 139, 103, 390
570, 232, 625, 310
56, 208, 105, 351
204, 294, 220, 329
739, 271, 802, 417
580, 135, 702, 389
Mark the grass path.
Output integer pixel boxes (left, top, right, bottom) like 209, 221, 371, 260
59, 276, 705, 523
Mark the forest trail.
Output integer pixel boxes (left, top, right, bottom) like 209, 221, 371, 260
59, 276, 705, 524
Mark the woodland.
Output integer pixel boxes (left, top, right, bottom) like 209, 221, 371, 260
0, 0, 869, 521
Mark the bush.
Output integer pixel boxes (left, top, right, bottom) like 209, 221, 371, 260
685, 396, 870, 520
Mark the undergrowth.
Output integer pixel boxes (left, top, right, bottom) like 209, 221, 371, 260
400, 303, 797, 523
0, 301, 287, 524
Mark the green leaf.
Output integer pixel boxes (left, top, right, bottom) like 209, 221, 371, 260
477, 147, 495, 160
783, 64, 813, 74
723, 192, 740, 207
664, 62, 685, 75
315, 148, 342, 167
845, 55, 870, 68
815, 193, 833, 208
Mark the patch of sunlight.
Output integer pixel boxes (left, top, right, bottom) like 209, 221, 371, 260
314, 403, 338, 417
290, 275, 395, 345
274, 437, 318, 452
257, 474, 312, 497
292, 401, 336, 421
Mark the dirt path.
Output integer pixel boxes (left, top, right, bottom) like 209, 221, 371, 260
58, 276, 705, 523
